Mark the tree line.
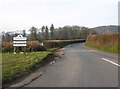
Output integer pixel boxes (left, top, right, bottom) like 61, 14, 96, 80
2, 24, 97, 42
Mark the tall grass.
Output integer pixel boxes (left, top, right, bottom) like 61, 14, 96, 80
85, 33, 120, 54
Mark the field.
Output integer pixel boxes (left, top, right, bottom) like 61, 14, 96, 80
85, 33, 120, 54
2, 51, 51, 84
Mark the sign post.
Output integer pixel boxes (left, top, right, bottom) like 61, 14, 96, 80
13, 34, 27, 52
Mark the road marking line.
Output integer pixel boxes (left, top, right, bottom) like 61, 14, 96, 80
102, 58, 120, 67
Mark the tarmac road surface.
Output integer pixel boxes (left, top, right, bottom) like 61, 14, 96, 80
24, 43, 118, 87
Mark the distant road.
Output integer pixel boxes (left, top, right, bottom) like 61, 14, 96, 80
25, 43, 118, 87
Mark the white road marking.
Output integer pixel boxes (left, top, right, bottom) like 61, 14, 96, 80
102, 58, 120, 67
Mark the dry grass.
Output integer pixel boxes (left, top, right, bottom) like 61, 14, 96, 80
85, 33, 120, 54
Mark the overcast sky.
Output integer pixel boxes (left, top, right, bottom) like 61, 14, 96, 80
0, 0, 119, 32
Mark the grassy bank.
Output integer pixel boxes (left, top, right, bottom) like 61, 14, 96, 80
85, 44, 119, 54
85, 33, 120, 54
2, 51, 51, 84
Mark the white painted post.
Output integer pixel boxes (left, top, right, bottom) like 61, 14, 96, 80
41, 43, 44, 46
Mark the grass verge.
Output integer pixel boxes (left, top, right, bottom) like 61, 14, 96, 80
2, 51, 51, 84
85, 44, 120, 54
47, 48, 58, 52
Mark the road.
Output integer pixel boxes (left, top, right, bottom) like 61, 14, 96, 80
24, 43, 118, 87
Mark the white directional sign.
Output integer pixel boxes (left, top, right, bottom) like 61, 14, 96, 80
13, 44, 26, 46
13, 41, 26, 44
13, 35, 27, 47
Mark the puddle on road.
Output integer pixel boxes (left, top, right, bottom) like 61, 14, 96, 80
49, 52, 65, 65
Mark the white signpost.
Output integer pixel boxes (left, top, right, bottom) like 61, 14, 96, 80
13, 34, 27, 52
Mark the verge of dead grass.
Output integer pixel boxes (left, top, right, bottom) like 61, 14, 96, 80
85, 33, 120, 54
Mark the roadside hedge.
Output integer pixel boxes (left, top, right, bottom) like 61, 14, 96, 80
2, 39, 85, 53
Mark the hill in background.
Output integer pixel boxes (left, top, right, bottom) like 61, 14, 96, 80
92, 25, 118, 34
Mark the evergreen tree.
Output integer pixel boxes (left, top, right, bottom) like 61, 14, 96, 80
50, 24, 54, 39
29, 27, 38, 41
45, 26, 49, 40
5, 32, 12, 42
41, 26, 45, 41
22, 30, 26, 37
41, 26, 45, 33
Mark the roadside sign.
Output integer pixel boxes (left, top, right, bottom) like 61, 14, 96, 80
13, 44, 27, 47
13, 35, 27, 47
